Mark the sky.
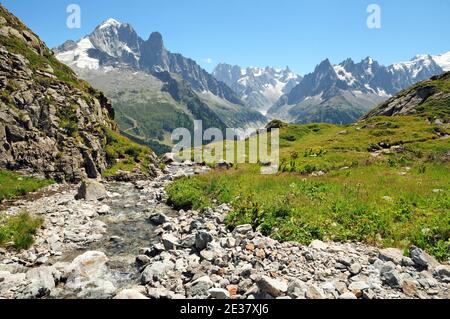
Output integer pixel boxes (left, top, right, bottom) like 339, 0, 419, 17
2, 0, 450, 75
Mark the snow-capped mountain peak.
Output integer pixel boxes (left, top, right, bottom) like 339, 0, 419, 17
433, 51, 450, 71
56, 37, 100, 70
98, 18, 123, 30
89, 19, 141, 65
363, 56, 374, 64
212, 64, 302, 113
55, 19, 247, 108
267, 52, 447, 125
389, 54, 442, 85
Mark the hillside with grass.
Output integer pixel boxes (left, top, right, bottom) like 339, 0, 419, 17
167, 110, 450, 260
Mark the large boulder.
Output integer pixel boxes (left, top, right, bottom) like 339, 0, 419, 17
379, 248, 404, 265
380, 262, 403, 288
409, 246, 439, 269
63, 251, 116, 299
161, 233, 179, 250
22, 266, 60, 298
149, 212, 168, 225
195, 231, 214, 251
75, 180, 107, 201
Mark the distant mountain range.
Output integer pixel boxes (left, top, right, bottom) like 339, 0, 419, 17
213, 65, 302, 114
55, 19, 266, 153
216, 53, 449, 124
55, 18, 450, 133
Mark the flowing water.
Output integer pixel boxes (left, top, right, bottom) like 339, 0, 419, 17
60, 164, 200, 290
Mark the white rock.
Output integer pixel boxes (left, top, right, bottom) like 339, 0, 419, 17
256, 276, 288, 297
141, 260, 175, 284
208, 288, 230, 299
349, 281, 370, 291
114, 289, 149, 299
339, 292, 357, 299
379, 248, 404, 265
186, 276, 214, 297
309, 240, 328, 250
349, 263, 362, 275
233, 224, 253, 235
305, 285, 325, 299
64, 251, 116, 299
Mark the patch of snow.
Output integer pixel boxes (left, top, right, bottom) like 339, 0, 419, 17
99, 18, 122, 30
56, 37, 100, 70
433, 51, 450, 71
391, 54, 435, 78
334, 65, 356, 85
376, 88, 390, 97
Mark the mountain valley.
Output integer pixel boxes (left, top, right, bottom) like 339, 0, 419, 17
55, 20, 266, 153
0, 3, 449, 302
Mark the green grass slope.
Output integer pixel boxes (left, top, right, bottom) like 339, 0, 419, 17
167, 116, 450, 260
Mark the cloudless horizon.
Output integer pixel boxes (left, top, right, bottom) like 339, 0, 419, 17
2, 0, 450, 75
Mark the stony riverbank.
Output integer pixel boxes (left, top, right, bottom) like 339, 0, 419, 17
0, 163, 449, 299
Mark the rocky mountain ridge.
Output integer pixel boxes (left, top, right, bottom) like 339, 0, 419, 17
55, 19, 246, 108
267, 54, 447, 124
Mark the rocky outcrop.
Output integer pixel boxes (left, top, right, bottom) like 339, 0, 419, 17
0, 5, 119, 182
362, 72, 450, 121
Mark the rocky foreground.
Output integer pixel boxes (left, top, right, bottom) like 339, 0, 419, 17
0, 163, 449, 299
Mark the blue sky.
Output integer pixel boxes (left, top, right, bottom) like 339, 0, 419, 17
2, 0, 450, 74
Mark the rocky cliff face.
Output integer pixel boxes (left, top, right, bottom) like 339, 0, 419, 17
0, 5, 118, 182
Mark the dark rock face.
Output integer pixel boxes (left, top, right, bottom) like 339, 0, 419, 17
140, 32, 169, 71
286, 59, 346, 104
140, 42, 243, 106
0, 5, 117, 182
89, 19, 142, 68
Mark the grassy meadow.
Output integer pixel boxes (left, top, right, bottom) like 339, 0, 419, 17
167, 116, 450, 260
0, 171, 51, 250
